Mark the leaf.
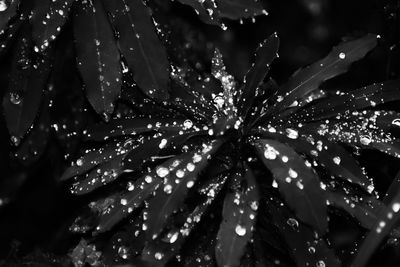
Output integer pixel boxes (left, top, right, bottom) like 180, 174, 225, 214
240, 33, 279, 118
2, 29, 51, 145
269, 34, 378, 117
217, 0, 267, 20
0, 0, 19, 33
61, 139, 137, 181
141, 173, 228, 264
83, 117, 191, 141
294, 80, 400, 122
326, 189, 385, 229
352, 192, 400, 267
255, 139, 328, 233
95, 175, 161, 233
267, 200, 341, 267
145, 139, 222, 239
176, 0, 221, 26
73, 0, 122, 118
30, 0, 74, 51
103, 0, 170, 101
254, 127, 371, 191
215, 167, 259, 267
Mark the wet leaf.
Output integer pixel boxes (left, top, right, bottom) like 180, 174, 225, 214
352, 192, 400, 267
255, 139, 328, 233
146, 139, 222, 239
269, 34, 378, 116
176, 0, 221, 26
327, 189, 385, 229
61, 139, 136, 181
2, 29, 51, 145
267, 200, 341, 267
240, 33, 279, 118
31, 0, 74, 51
141, 173, 228, 264
217, 0, 267, 20
83, 117, 190, 141
74, 0, 122, 118
215, 167, 259, 267
103, 0, 170, 101
255, 127, 371, 191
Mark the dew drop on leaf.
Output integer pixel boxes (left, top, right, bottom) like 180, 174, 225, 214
235, 225, 247, 236
154, 252, 164, 260
264, 144, 279, 160
76, 158, 83, 166
288, 168, 298, 178
392, 203, 400, 212
176, 169, 184, 178
145, 175, 153, 183
163, 184, 172, 194
339, 52, 346, 59
360, 135, 372, 145
392, 119, 400, 127
316, 260, 326, 267
186, 163, 195, 172
286, 217, 299, 229
0, 0, 7, 11
9, 92, 21, 105
10, 136, 20, 146
186, 180, 194, 188
286, 128, 299, 139
156, 167, 169, 177
183, 119, 193, 129
333, 156, 341, 165
117, 246, 129, 259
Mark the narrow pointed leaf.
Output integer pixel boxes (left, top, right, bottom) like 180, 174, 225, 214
103, 0, 169, 101
2, 30, 51, 144
217, 0, 267, 20
240, 33, 279, 117
270, 34, 378, 116
61, 139, 136, 181
142, 173, 229, 264
294, 80, 400, 122
267, 200, 341, 267
255, 139, 328, 233
73, 0, 122, 118
146, 139, 222, 239
83, 117, 191, 141
352, 192, 400, 267
31, 0, 74, 51
255, 127, 371, 191
327, 189, 385, 229
215, 168, 259, 267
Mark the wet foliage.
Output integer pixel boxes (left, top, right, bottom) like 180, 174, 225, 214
1, 0, 400, 267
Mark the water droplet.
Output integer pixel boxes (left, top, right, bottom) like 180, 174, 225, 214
0, 0, 8, 12
235, 225, 247, 236
264, 144, 279, 160
186, 180, 194, 188
250, 201, 258, 211
164, 184, 172, 194
333, 156, 341, 165
192, 154, 202, 163
118, 246, 129, 259
288, 168, 298, 178
282, 156, 289, 163
316, 260, 325, 267
176, 169, 184, 178
76, 158, 84, 166
272, 180, 278, 188
159, 138, 167, 149
10, 136, 20, 146
183, 119, 193, 129
360, 135, 372, 145
156, 167, 169, 177
120, 198, 127, 205
392, 119, 400, 127
186, 163, 195, 172
143, 175, 153, 184
339, 52, 346, 59
154, 252, 164, 260
286, 218, 299, 228
392, 203, 400, 212
286, 128, 299, 139
308, 246, 316, 254
9, 92, 21, 105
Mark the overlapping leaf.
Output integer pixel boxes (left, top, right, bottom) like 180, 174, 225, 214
215, 167, 259, 267
255, 139, 328, 233
103, 0, 170, 101
73, 0, 122, 118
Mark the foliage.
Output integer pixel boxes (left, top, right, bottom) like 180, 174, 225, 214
1, 0, 400, 266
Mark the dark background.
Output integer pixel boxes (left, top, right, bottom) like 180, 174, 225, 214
0, 0, 400, 266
